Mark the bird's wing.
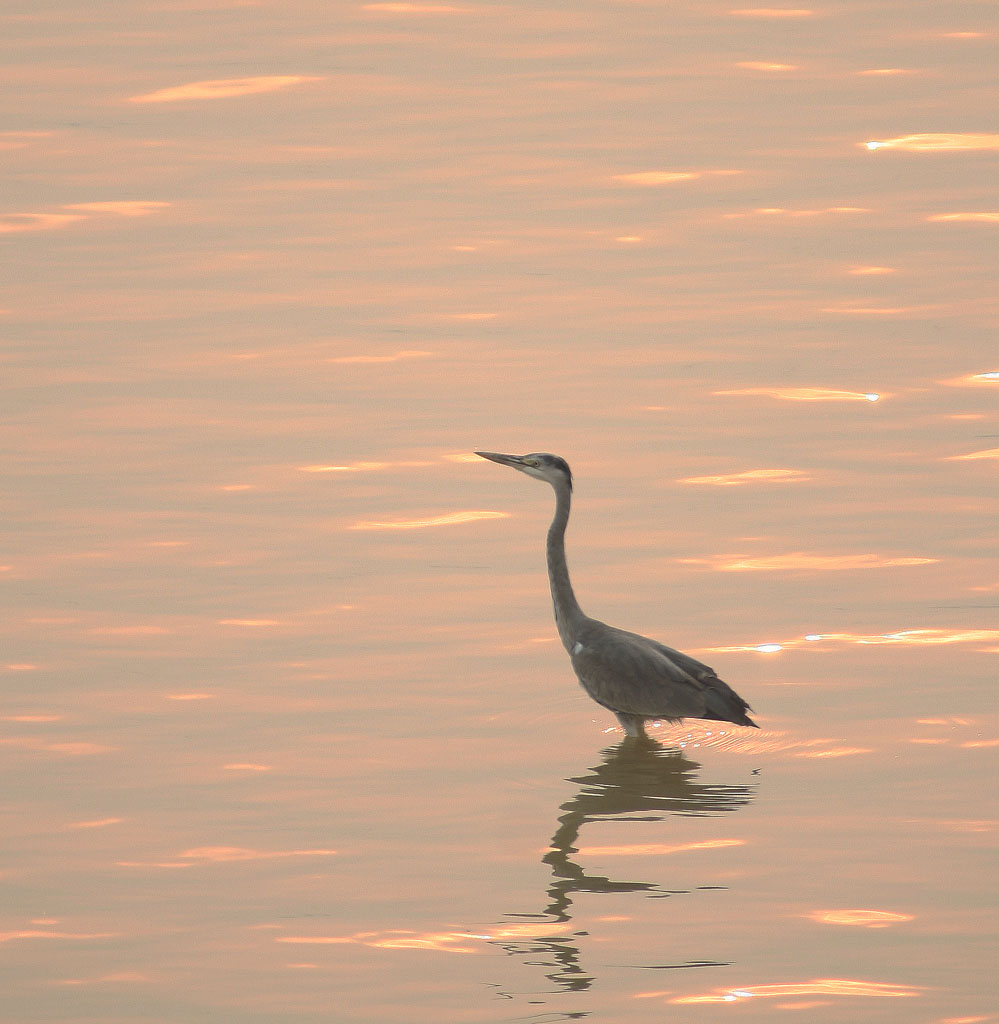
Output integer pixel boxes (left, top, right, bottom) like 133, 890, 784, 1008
641, 638, 718, 682
569, 623, 710, 719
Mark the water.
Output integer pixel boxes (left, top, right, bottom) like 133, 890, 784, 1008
3, 1, 997, 1020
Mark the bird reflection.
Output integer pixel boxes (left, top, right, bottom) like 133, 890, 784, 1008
491, 737, 755, 993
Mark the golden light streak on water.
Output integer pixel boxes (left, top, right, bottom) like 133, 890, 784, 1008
299, 461, 434, 473
481, 922, 577, 939
948, 448, 999, 461
1, 739, 115, 756
4, 664, 40, 672
165, 693, 214, 701
65, 818, 123, 830
177, 846, 338, 862
678, 469, 810, 486
277, 928, 491, 953
362, 3, 469, 11
730, 8, 813, 16
0, 130, 55, 150
927, 212, 999, 222
942, 371, 999, 387
328, 350, 434, 364
797, 747, 873, 759
613, 171, 700, 185
116, 861, 194, 869
222, 763, 273, 772
726, 207, 868, 219
350, 510, 510, 530
867, 629, 999, 646
809, 909, 914, 927
713, 387, 880, 402
864, 133, 999, 151
370, 934, 479, 952
736, 62, 799, 71
683, 553, 935, 572
672, 978, 925, 1004
848, 265, 897, 274
0, 929, 118, 944
56, 972, 150, 986
857, 68, 912, 75
61, 201, 171, 217
702, 628, 999, 652
0, 213, 88, 234
822, 305, 928, 315
575, 838, 745, 857
129, 76, 325, 104
87, 625, 172, 636
1, 714, 62, 722
217, 619, 282, 627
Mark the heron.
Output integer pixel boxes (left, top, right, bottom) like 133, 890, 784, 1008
475, 451, 759, 738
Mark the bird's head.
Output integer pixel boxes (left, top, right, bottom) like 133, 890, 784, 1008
475, 451, 573, 491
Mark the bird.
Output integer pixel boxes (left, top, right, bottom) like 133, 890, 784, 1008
475, 451, 758, 739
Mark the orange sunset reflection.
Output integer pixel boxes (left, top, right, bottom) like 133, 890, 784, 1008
130, 76, 324, 104
276, 929, 492, 953
678, 468, 810, 486
62, 201, 171, 217
702, 627, 999, 653
118, 846, 337, 868
0, 927, 118, 945
809, 909, 914, 927
683, 553, 935, 572
2, 738, 114, 756
796, 747, 872, 759
725, 206, 868, 219
948, 448, 999, 461
736, 61, 799, 72
362, 3, 469, 12
927, 212, 999, 223
350, 510, 510, 530
670, 978, 925, 1004
329, 350, 434, 364
0, 212, 87, 234
613, 171, 700, 185
941, 372, 999, 391
730, 8, 813, 16
299, 460, 434, 473
713, 387, 880, 402
575, 838, 744, 857
865, 133, 999, 152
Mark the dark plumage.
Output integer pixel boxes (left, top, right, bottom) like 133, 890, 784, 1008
475, 451, 758, 738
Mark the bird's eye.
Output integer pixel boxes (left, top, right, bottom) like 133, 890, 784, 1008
525, 459, 540, 467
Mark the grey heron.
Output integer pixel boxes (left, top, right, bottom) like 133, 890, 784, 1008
475, 451, 759, 738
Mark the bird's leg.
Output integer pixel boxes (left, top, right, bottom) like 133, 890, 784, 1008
615, 713, 647, 739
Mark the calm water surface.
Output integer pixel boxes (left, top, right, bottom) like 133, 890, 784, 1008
3, 1, 997, 1021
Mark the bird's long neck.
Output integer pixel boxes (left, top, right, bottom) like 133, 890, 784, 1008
547, 479, 585, 651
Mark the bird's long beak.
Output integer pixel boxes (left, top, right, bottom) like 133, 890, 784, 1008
474, 450, 527, 468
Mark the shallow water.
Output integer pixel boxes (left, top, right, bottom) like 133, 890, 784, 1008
3, 0, 997, 1021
